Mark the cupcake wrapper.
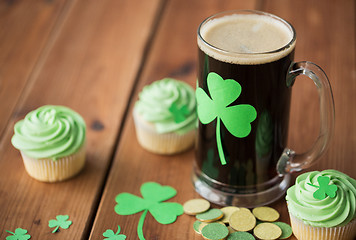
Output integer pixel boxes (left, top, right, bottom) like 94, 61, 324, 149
20, 144, 86, 182
133, 110, 195, 154
289, 213, 356, 240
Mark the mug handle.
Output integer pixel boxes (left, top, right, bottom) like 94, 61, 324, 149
277, 61, 335, 175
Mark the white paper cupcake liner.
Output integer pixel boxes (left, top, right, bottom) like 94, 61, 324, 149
20, 144, 86, 182
133, 110, 195, 155
289, 213, 356, 240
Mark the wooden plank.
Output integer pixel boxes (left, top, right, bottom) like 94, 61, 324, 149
0, 0, 72, 139
0, 0, 161, 239
88, 0, 258, 239
262, 0, 356, 177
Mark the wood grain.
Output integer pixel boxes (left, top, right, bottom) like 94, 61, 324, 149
0, 0, 72, 140
0, 0, 161, 239
88, 0, 258, 239
0, 0, 354, 239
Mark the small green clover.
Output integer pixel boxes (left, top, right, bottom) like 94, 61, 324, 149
196, 72, 257, 165
5, 228, 31, 240
103, 225, 126, 240
169, 102, 190, 123
48, 215, 72, 233
308, 176, 338, 200
115, 182, 183, 240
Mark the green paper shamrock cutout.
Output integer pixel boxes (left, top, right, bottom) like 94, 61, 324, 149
115, 182, 183, 240
48, 215, 72, 233
103, 225, 127, 240
196, 72, 257, 165
308, 176, 338, 200
5, 228, 31, 240
169, 102, 189, 123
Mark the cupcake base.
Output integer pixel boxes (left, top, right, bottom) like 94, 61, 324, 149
289, 213, 356, 240
20, 144, 86, 182
133, 110, 195, 154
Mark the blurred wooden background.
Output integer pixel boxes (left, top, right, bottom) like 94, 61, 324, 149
0, 0, 354, 239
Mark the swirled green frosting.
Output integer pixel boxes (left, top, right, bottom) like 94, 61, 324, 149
134, 78, 196, 134
286, 170, 356, 227
11, 105, 86, 160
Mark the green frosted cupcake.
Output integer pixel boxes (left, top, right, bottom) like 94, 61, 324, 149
286, 170, 356, 240
12, 105, 86, 182
133, 78, 196, 154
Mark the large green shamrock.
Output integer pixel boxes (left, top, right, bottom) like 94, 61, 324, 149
5, 228, 31, 240
196, 72, 257, 165
103, 225, 126, 240
48, 215, 72, 233
115, 182, 183, 240
308, 176, 338, 200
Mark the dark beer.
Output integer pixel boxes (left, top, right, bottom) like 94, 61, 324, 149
196, 13, 295, 194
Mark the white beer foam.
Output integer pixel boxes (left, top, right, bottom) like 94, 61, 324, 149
198, 14, 296, 65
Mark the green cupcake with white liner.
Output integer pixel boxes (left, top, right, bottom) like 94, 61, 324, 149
11, 105, 86, 182
133, 78, 196, 154
286, 170, 356, 240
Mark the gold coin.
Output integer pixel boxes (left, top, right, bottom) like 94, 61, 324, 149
229, 208, 256, 232
227, 226, 236, 234
183, 199, 210, 215
193, 220, 203, 234
220, 206, 239, 224
198, 221, 225, 233
201, 222, 229, 240
273, 222, 293, 239
198, 222, 209, 233
253, 222, 282, 240
196, 208, 224, 222
252, 206, 280, 222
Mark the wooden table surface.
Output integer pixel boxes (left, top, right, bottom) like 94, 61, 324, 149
0, 0, 355, 239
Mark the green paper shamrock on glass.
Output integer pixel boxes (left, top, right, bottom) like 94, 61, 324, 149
103, 225, 126, 240
48, 215, 72, 233
308, 176, 338, 200
196, 72, 257, 165
169, 102, 189, 123
115, 182, 183, 240
5, 228, 31, 240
